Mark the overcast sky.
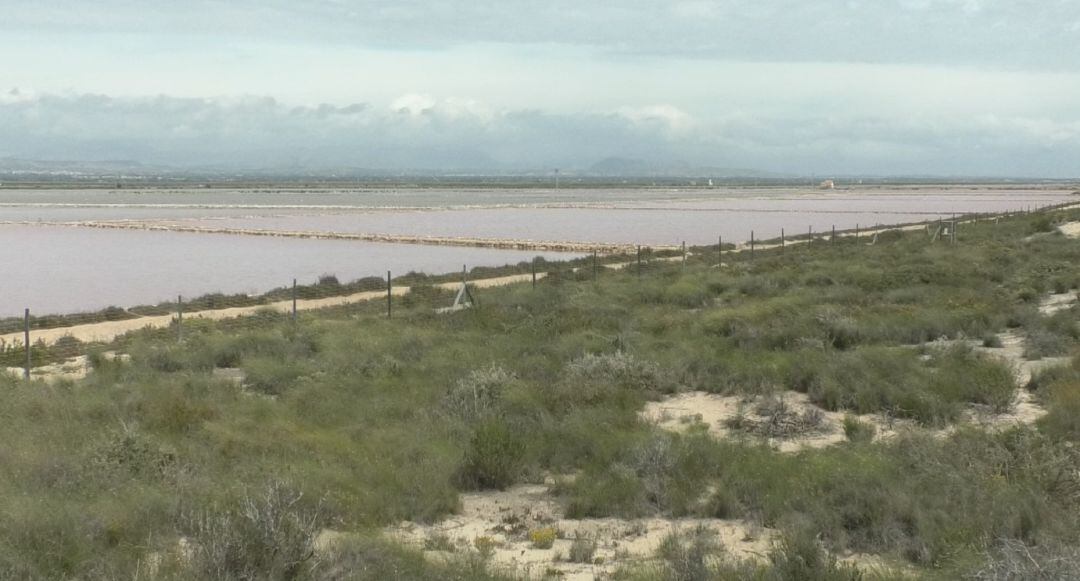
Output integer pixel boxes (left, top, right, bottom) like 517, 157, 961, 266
2, 1, 1079, 176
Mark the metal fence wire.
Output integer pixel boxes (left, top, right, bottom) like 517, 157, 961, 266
0, 204, 1066, 381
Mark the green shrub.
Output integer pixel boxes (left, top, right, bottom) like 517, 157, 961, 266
842, 416, 877, 444
656, 526, 721, 581
457, 418, 525, 490
766, 532, 864, 581
567, 534, 597, 563
179, 481, 324, 580
1038, 381, 1080, 441
242, 356, 307, 396
1024, 329, 1070, 360
444, 365, 514, 422
552, 351, 674, 407
928, 346, 1015, 412
567, 464, 646, 518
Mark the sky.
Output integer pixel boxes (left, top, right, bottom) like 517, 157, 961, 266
1, 0, 1079, 176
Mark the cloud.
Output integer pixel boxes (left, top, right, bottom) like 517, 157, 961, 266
617, 106, 695, 134
1, 91, 1078, 176
2, 1, 1077, 70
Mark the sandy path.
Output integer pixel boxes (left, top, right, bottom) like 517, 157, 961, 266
0, 272, 544, 348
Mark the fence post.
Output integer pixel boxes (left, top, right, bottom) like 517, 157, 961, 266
387, 271, 392, 319
681, 241, 686, 266
855, 224, 859, 242
637, 245, 642, 278
23, 308, 30, 379
531, 260, 536, 288
463, 265, 475, 307
831, 225, 836, 245
292, 278, 298, 323
717, 235, 722, 267
177, 295, 183, 343
808, 226, 813, 248
750, 231, 755, 260
781, 228, 785, 253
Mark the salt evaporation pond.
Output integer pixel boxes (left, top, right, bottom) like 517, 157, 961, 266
0, 225, 577, 317
1, 185, 1075, 315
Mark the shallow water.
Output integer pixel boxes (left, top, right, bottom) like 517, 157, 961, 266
0, 225, 576, 317
1, 186, 1073, 315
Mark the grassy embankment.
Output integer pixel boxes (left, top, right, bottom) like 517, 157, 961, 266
1, 208, 1079, 579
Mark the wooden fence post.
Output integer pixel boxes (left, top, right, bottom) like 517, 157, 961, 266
23, 308, 30, 379
177, 295, 183, 343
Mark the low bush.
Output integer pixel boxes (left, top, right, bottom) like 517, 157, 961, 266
456, 418, 526, 490
528, 527, 557, 549
842, 416, 876, 444
567, 534, 597, 563
178, 481, 324, 581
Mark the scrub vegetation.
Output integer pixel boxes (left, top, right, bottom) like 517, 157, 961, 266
1, 208, 1079, 579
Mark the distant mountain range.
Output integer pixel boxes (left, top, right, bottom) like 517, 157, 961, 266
0, 156, 1071, 184
586, 157, 793, 178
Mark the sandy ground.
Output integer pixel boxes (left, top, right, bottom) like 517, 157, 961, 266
316, 483, 775, 580
4, 355, 89, 382
1059, 222, 1080, 238
1040, 291, 1079, 316
642, 390, 909, 452
0, 272, 544, 349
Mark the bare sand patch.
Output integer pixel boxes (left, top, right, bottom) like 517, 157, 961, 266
1058, 222, 1080, 238
642, 391, 908, 452
370, 484, 774, 580
973, 332, 1070, 387
4, 355, 88, 382
1039, 292, 1079, 316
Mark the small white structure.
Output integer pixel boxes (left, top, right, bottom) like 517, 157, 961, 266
819, 179, 836, 190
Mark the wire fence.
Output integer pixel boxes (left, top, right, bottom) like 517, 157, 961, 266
2, 203, 1074, 380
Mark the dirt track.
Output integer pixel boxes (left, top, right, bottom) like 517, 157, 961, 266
0, 272, 542, 348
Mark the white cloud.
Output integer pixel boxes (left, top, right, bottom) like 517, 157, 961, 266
617, 105, 695, 134
1, 91, 1078, 176
390, 93, 437, 116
